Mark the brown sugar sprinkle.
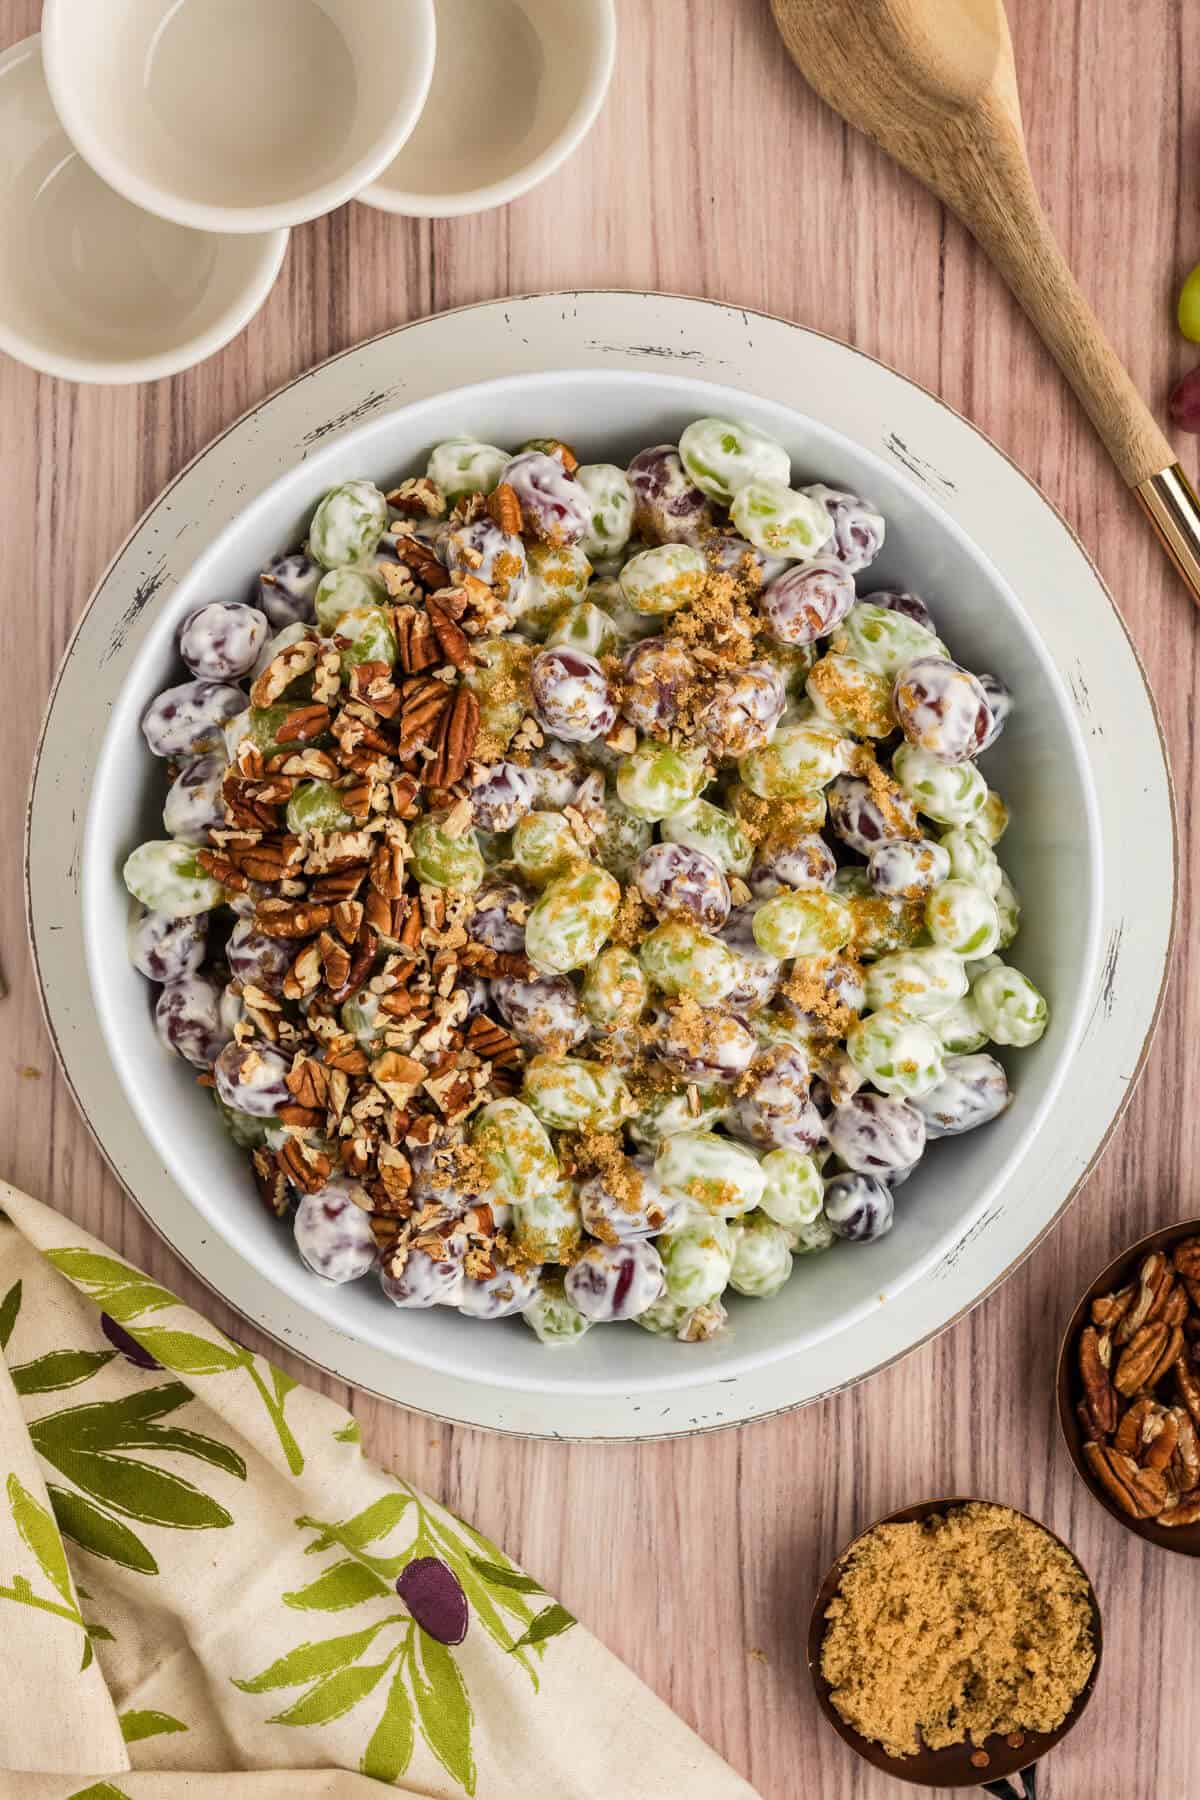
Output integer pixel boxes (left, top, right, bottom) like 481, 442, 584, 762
820, 1503, 1095, 1759
665, 571, 756, 666
847, 743, 921, 841
607, 885, 651, 949
781, 957, 861, 1036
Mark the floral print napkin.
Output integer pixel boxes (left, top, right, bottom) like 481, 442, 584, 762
0, 1182, 758, 1800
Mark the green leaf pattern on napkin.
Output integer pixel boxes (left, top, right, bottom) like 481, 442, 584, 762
0, 1230, 578, 1791
232, 1490, 576, 1792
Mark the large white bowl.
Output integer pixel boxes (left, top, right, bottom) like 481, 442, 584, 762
82, 368, 1102, 1398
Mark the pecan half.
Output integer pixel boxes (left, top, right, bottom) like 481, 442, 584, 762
386, 477, 444, 519
465, 1014, 523, 1071
1171, 1407, 1200, 1491
1115, 1252, 1173, 1345
250, 637, 319, 708
1143, 1408, 1181, 1472
398, 673, 452, 758
276, 1136, 332, 1195
1114, 1322, 1170, 1395
276, 703, 332, 745
394, 605, 441, 674
285, 1057, 329, 1111
1173, 1237, 1200, 1282
369, 838, 406, 901
1083, 1443, 1169, 1518
427, 589, 474, 670
486, 482, 523, 535
1158, 1493, 1200, 1528
1114, 1394, 1155, 1457
1078, 1326, 1118, 1435
318, 930, 352, 994
332, 899, 364, 946
1176, 1354, 1200, 1432
427, 688, 479, 789
388, 533, 446, 591
255, 898, 332, 939
282, 941, 322, 1000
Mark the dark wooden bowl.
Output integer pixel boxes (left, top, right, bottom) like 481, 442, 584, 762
807, 1497, 1104, 1791
1057, 1216, 1200, 1557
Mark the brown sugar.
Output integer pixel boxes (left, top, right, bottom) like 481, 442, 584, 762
820, 1503, 1096, 1758
847, 742, 921, 841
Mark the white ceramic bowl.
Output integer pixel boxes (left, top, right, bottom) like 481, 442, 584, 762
358, 0, 615, 217
82, 368, 1102, 1397
41, 0, 436, 234
0, 36, 288, 384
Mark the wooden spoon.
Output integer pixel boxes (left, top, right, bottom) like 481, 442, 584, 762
770, 0, 1200, 607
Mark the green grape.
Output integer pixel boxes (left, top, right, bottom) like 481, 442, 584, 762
661, 797, 753, 877
582, 946, 649, 1029
123, 840, 224, 917
640, 919, 738, 1004
334, 605, 397, 672
511, 811, 582, 886
472, 1098, 558, 1206
308, 480, 389, 569
286, 779, 353, 835
655, 1130, 765, 1218
522, 1278, 592, 1345
315, 566, 388, 631
729, 1211, 794, 1298
409, 814, 485, 890
972, 964, 1048, 1046
753, 889, 853, 959
524, 861, 621, 974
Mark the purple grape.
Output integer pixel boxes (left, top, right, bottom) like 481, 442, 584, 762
155, 975, 230, 1068
863, 588, 936, 633
749, 831, 837, 900
141, 681, 245, 760
565, 1238, 665, 1321
226, 918, 293, 995
626, 444, 714, 544
913, 1053, 1011, 1138
1169, 367, 1200, 433
129, 909, 206, 982
163, 753, 226, 845
458, 1260, 542, 1320
761, 561, 856, 646
635, 841, 730, 931
976, 673, 1013, 753
827, 1092, 926, 1177
470, 761, 535, 833
719, 904, 782, 1013
440, 518, 526, 606
294, 1184, 377, 1284
619, 636, 697, 736
492, 973, 587, 1052
893, 655, 993, 764
469, 880, 530, 955
657, 1003, 757, 1083
801, 483, 885, 574
257, 552, 321, 628
827, 772, 918, 855
524, 738, 590, 810
502, 451, 589, 544
823, 1171, 894, 1241
381, 1243, 465, 1309
530, 647, 616, 743
179, 602, 267, 680
396, 1558, 469, 1644
213, 1038, 290, 1117
729, 1044, 826, 1151
696, 662, 786, 758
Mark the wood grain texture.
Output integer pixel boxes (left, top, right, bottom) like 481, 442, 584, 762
1, 1, 1197, 1793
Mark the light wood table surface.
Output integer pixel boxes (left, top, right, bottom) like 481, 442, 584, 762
2, 2, 1197, 1794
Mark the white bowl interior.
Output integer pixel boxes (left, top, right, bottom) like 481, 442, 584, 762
83, 369, 1102, 1397
0, 38, 285, 382
43, 0, 434, 224
365, 0, 612, 213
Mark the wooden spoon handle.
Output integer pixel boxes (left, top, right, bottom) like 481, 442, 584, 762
942, 102, 1200, 606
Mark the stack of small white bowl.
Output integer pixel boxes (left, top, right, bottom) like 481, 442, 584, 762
0, 0, 616, 383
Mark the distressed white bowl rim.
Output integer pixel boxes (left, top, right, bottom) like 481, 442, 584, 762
26, 293, 1175, 1439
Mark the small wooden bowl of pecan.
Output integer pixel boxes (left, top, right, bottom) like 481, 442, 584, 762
1058, 1220, 1200, 1553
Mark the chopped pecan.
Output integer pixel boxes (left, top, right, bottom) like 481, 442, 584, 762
465, 1014, 523, 1070
332, 900, 364, 945
370, 1051, 426, 1105
375, 1148, 413, 1208
427, 589, 474, 669
285, 1057, 329, 1111
282, 941, 322, 1001
1083, 1443, 1169, 1519
386, 477, 444, 519
1114, 1322, 1170, 1395
325, 1039, 370, 1076
1078, 1326, 1118, 1435
427, 688, 479, 789
195, 848, 250, 892
276, 1102, 323, 1130
318, 930, 352, 993
348, 661, 400, 718
312, 644, 342, 705
333, 922, 378, 1004
251, 1148, 289, 1218
227, 835, 303, 885
255, 898, 332, 939
390, 772, 421, 818
310, 865, 368, 902
250, 637, 319, 708
1143, 1408, 1181, 1472
388, 532, 446, 591
486, 481, 523, 535
276, 1135, 332, 1194
394, 605, 441, 673
370, 838, 406, 901
276, 703, 332, 745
